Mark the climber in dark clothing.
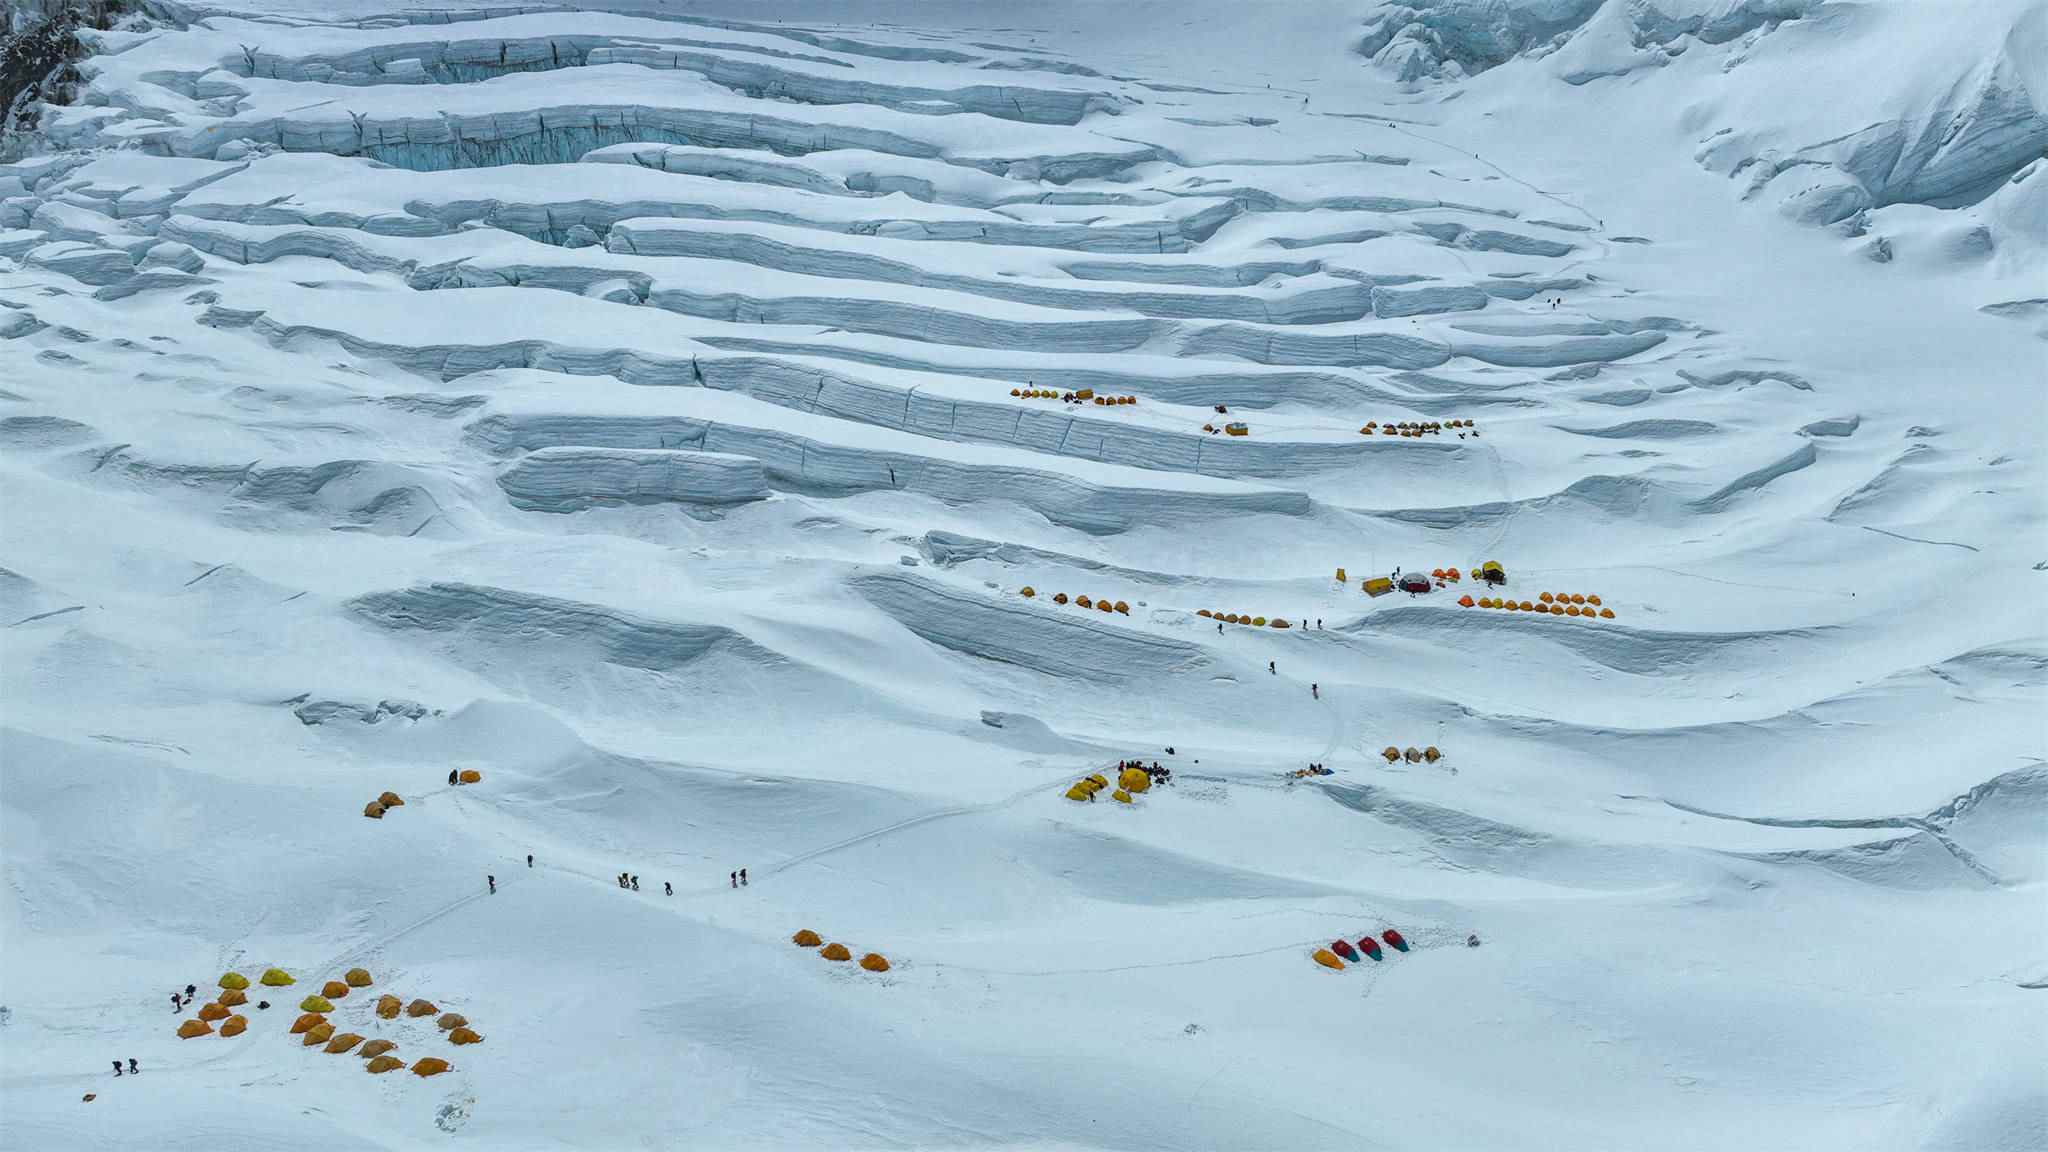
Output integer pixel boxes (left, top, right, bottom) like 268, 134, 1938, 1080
127, 1059, 137, 1075
171, 993, 181, 1012
448, 768, 458, 786
730, 871, 737, 889
184, 984, 195, 1000
1312, 683, 1319, 700
630, 876, 639, 891
112, 1060, 122, 1076
739, 869, 748, 886
1269, 661, 1276, 674
487, 875, 495, 894
526, 854, 533, 868
664, 881, 672, 896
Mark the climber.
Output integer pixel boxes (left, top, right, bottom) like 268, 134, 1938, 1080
1312, 683, 1319, 700
1316, 618, 1322, 630
448, 768, 457, 786
664, 881, 672, 896
730, 871, 737, 889
1165, 746, 1174, 756
526, 853, 533, 868
740, 869, 748, 886
112, 1060, 122, 1077
127, 1059, 137, 1075
170, 992, 181, 1012
487, 874, 496, 894
184, 984, 195, 1000
1218, 622, 1224, 634
1268, 660, 1276, 675
630, 876, 640, 891
1466, 933, 1481, 948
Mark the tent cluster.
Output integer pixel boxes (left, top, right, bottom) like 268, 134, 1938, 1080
1463, 591, 1613, 618
1008, 386, 1134, 407
288, 967, 473, 1074
1037, 590, 1131, 615
1199, 421, 1251, 436
1360, 420, 1473, 437
1311, 928, 1410, 970
1195, 609, 1291, 629
1064, 772, 1112, 802
1381, 746, 1442, 764
1066, 761, 1166, 805
362, 790, 405, 819
793, 929, 890, 973
179, 967, 305, 1040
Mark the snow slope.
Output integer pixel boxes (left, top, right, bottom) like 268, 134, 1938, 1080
2, 1, 2042, 1149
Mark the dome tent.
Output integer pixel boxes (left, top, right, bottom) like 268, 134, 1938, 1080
177, 1019, 213, 1038
792, 929, 823, 947
436, 1013, 467, 1032
219, 988, 246, 1007
363, 801, 385, 819
375, 995, 402, 1019
219, 971, 250, 991
820, 943, 852, 962
197, 1002, 230, 1022
449, 1027, 483, 1045
289, 1012, 326, 1034
406, 999, 438, 1018
378, 791, 403, 808
366, 1055, 405, 1074
860, 953, 890, 973
325, 1033, 364, 1054
359, 1039, 397, 1060
219, 1015, 247, 1037
259, 968, 295, 987
413, 1057, 451, 1077
458, 769, 482, 784
1119, 767, 1151, 793
321, 980, 350, 999
300, 995, 334, 1014
344, 968, 373, 988
1111, 789, 1132, 803
302, 1022, 334, 1046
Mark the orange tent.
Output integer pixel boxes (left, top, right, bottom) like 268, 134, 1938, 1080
860, 953, 890, 973
219, 989, 247, 1007
219, 1015, 247, 1038
821, 943, 852, 962
458, 769, 482, 784
366, 1055, 405, 1074
325, 1033, 364, 1055
359, 1039, 397, 1060
197, 1002, 230, 1022
412, 1058, 451, 1077
344, 968, 373, 988
449, 1027, 483, 1046
406, 999, 438, 1018
375, 995, 402, 1019
793, 929, 823, 947
321, 980, 350, 999
437, 1013, 467, 1032
1312, 949, 1344, 971
177, 1019, 213, 1038
289, 1013, 325, 1035
302, 1022, 334, 1046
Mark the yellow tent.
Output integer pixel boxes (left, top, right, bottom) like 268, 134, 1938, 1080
324, 1033, 364, 1055
1382, 746, 1401, 763
1312, 949, 1344, 971
375, 995, 402, 1019
406, 999, 438, 1018
177, 1019, 213, 1038
259, 968, 294, 987
321, 980, 350, 999
1111, 789, 1132, 803
860, 953, 890, 973
219, 1015, 247, 1038
821, 943, 852, 962
344, 968, 373, 988
793, 929, 823, 947
300, 995, 334, 1014
219, 971, 250, 991
1064, 783, 1094, 802
449, 1027, 483, 1046
359, 1039, 397, 1060
1085, 773, 1109, 790
412, 1058, 451, 1077
436, 1013, 467, 1032
1119, 767, 1151, 793
458, 769, 482, 784
378, 791, 404, 808
366, 1055, 405, 1074
1020, 586, 1035, 598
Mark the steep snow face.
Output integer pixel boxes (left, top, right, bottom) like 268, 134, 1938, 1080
1359, 0, 2048, 270
2, 1, 2044, 1149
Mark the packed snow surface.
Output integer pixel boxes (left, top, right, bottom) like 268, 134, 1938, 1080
1, 1, 2043, 1150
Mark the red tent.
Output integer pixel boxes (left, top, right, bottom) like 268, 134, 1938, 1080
1382, 928, 1408, 951
1356, 936, 1382, 959
1331, 939, 1359, 962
